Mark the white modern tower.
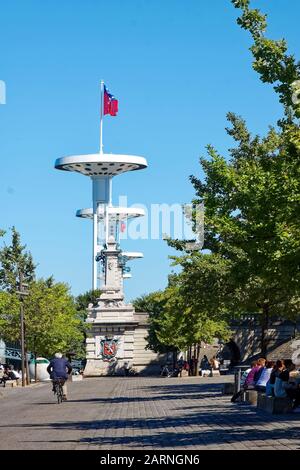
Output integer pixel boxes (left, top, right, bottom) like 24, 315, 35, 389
55, 153, 147, 289
54, 105, 158, 375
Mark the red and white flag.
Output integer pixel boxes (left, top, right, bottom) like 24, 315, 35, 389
103, 85, 118, 116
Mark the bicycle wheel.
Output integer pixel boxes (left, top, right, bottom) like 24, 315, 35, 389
56, 382, 63, 404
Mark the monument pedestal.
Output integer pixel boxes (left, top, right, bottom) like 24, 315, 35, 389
85, 238, 140, 376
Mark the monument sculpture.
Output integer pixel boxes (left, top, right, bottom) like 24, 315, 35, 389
55, 83, 160, 375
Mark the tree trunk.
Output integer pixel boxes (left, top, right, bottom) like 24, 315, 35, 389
193, 344, 197, 376
172, 350, 177, 369
260, 303, 269, 357
188, 346, 191, 376
195, 343, 201, 377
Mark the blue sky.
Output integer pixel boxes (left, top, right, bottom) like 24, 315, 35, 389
0, 0, 299, 300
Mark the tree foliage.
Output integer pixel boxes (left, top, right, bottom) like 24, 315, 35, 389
0, 291, 20, 340
133, 290, 175, 353
191, 113, 299, 353
232, 0, 300, 119
75, 289, 101, 319
161, 1, 300, 356
0, 228, 86, 358
134, 262, 231, 355
0, 227, 36, 292
23, 279, 85, 358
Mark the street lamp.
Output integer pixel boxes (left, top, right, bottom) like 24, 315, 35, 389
16, 272, 29, 387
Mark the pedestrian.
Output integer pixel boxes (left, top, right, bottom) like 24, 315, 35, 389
177, 356, 184, 377
189, 356, 197, 376
200, 355, 211, 377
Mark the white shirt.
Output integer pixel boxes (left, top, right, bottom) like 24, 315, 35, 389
11, 370, 20, 379
256, 367, 272, 387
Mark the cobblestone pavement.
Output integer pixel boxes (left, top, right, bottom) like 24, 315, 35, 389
0, 376, 300, 450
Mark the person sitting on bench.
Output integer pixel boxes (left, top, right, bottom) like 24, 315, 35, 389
231, 360, 258, 403
266, 360, 284, 396
275, 359, 300, 410
255, 360, 274, 393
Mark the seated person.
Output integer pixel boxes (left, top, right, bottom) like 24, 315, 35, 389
0, 367, 13, 386
275, 359, 300, 410
0, 369, 8, 386
266, 360, 283, 396
231, 361, 257, 403
200, 355, 211, 377
239, 365, 253, 388
9, 368, 21, 380
5, 367, 17, 380
255, 360, 274, 392
243, 358, 265, 389
123, 361, 130, 376
210, 356, 220, 370
251, 358, 266, 384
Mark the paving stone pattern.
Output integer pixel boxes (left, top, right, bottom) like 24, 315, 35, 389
0, 376, 299, 450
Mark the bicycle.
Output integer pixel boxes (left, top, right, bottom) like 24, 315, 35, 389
52, 378, 65, 404
160, 365, 179, 378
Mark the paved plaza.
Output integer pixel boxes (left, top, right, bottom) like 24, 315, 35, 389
0, 375, 300, 450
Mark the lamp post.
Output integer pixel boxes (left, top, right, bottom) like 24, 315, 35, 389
17, 272, 29, 387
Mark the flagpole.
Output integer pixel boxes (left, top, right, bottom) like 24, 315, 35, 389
100, 80, 104, 154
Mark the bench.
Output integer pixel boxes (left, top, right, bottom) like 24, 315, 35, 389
244, 389, 258, 406
2, 379, 18, 388
257, 394, 293, 414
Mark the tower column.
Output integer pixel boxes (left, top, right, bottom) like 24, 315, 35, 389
92, 210, 98, 290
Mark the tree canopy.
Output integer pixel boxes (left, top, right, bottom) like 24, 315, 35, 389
0, 227, 35, 292
232, 0, 300, 120
137, 0, 300, 357
0, 228, 86, 359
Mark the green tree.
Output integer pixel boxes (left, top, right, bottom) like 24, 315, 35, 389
232, 0, 300, 119
185, 113, 299, 355
0, 291, 20, 340
0, 227, 36, 292
75, 289, 101, 320
133, 290, 177, 355
165, 1, 300, 355
74, 288, 102, 355
0, 229, 86, 365
23, 279, 85, 358
133, 270, 231, 374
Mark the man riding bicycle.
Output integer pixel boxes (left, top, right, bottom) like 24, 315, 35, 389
47, 353, 72, 401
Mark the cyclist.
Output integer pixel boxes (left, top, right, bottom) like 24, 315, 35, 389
47, 353, 72, 401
